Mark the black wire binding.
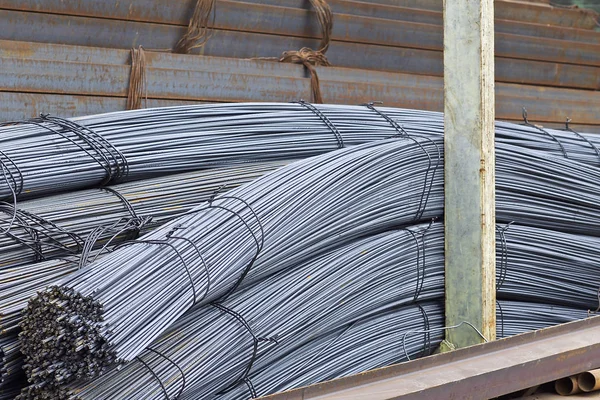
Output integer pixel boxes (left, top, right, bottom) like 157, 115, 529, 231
405, 136, 441, 223
415, 303, 432, 358
101, 187, 139, 219
145, 347, 187, 399
40, 115, 129, 183
296, 100, 344, 149
135, 355, 171, 399
563, 117, 600, 166
363, 102, 410, 138
6, 114, 129, 187
178, 195, 265, 302
406, 218, 437, 302
212, 303, 278, 397
244, 378, 258, 399
113, 195, 263, 307
78, 216, 152, 269
361, 108, 441, 224
0, 150, 24, 199
76, 186, 148, 268
0, 203, 43, 260
0, 150, 24, 234
521, 108, 569, 159
0, 203, 84, 261
166, 225, 212, 303
115, 239, 199, 306
496, 222, 513, 291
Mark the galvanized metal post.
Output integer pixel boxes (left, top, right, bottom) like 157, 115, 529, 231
443, 0, 496, 348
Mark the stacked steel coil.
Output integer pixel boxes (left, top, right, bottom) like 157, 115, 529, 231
0, 162, 282, 270
216, 300, 589, 400
2, 103, 600, 202
15, 220, 597, 399
21, 224, 443, 399
18, 137, 443, 385
497, 301, 590, 339
1, 104, 599, 399
497, 224, 600, 309
18, 133, 600, 391
0, 163, 274, 399
0, 103, 410, 200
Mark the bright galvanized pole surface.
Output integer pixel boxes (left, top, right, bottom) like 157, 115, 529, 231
443, 0, 496, 346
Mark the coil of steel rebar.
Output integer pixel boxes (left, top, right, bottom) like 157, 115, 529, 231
17, 299, 588, 400
19, 133, 600, 391
15, 220, 596, 399
19, 224, 442, 399
18, 137, 443, 386
0, 162, 283, 270
215, 300, 589, 400
2, 103, 600, 203
0, 163, 275, 396
497, 301, 590, 339
4, 104, 598, 274
3, 103, 600, 398
220, 299, 591, 400
497, 224, 600, 309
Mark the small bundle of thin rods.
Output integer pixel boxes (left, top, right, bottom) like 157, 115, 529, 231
19, 134, 600, 391
2, 103, 600, 202
0, 162, 282, 270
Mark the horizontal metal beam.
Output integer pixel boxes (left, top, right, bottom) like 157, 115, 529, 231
0, 13, 598, 90
2, 40, 598, 91
0, 3, 599, 67
0, 56, 598, 124
260, 316, 600, 400
2, 0, 598, 44
348, 0, 599, 29
2, 91, 599, 132
244, 0, 600, 43
0, 57, 441, 109
0, 91, 211, 121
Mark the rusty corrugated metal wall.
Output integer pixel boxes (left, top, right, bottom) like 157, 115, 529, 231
0, 0, 598, 131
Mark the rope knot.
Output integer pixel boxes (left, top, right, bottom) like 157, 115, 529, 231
279, 47, 331, 104
279, 47, 331, 67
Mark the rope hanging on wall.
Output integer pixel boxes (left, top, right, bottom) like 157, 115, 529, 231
126, 46, 147, 110
174, 0, 217, 54
278, 0, 333, 103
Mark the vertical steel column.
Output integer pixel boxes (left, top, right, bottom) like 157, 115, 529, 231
443, 0, 496, 347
